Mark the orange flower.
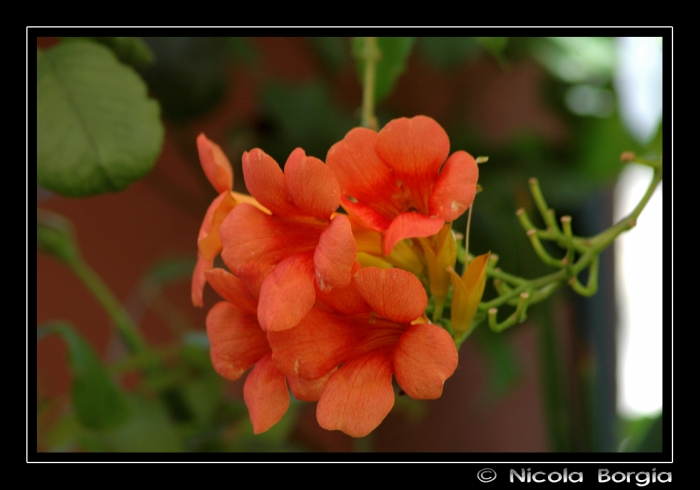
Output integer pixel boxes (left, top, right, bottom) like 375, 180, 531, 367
191, 134, 266, 307
205, 265, 331, 434
219, 147, 356, 332
326, 116, 478, 256
268, 267, 458, 437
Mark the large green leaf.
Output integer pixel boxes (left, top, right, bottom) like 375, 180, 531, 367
353, 37, 415, 103
37, 40, 164, 197
38, 322, 131, 430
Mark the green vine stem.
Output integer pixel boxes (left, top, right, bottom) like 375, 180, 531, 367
480, 158, 662, 329
69, 258, 149, 354
360, 37, 380, 130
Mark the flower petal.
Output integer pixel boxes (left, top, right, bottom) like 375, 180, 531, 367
326, 127, 399, 220
314, 214, 356, 291
316, 349, 395, 438
375, 116, 449, 206
220, 203, 323, 272
268, 308, 354, 380
353, 267, 427, 323
204, 268, 257, 314
191, 252, 213, 307
429, 150, 478, 222
285, 148, 340, 220
338, 196, 393, 232
393, 324, 458, 399
235, 261, 275, 302
242, 148, 294, 216
197, 133, 233, 194
243, 353, 290, 434
314, 263, 371, 315
198, 192, 238, 261
258, 253, 316, 332
206, 301, 269, 381
382, 212, 444, 256
287, 368, 336, 402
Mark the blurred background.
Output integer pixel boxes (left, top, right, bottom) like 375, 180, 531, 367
35, 35, 664, 453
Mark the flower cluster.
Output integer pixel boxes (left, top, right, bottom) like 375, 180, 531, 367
193, 116, 488, 437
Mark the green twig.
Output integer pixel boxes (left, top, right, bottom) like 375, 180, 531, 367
360, 37, 380, 130
70, 256, 148, 354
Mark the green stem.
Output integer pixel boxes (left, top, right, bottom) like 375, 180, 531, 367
360, 37, 379, 130
70, 258, 148, 354
537, 303, 573, 451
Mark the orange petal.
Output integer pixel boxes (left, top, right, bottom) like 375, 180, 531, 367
191, 252, 213, 307
287, 368, 336, 402
220, 203, 323, 272
326, 127, 398, 219
429, 150, 478, 222
268, 308, 354, 380
314, 264, 371, 315
244, 353, 290, 434
353, 267, 427, 323
197, 133, 233, 194
198, 191, 238, 261
374, 116, 449, 200
258, 253, 316, 332
242, 148, 294, 216
382, 212, 444, 256
204, 268, 257, 314
393, 324, 458, 399
285, 148, 340, 220
235, 262, 275, 301
316, 349, 395, 438
314, 214, 356, 291
339, 196, 393, 232
206, 301, 269, 381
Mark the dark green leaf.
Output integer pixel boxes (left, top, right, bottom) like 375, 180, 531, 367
38, 322, 131, 430
353, 37, 415, 103
37, 40, 164, 197
37, 209, 79, 264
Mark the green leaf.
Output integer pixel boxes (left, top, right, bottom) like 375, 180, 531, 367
37, 40, 164, 197
353, 37, 415, 103
38, 322, 131, 430
37, 209, 79, 265
65, 37, 155, 66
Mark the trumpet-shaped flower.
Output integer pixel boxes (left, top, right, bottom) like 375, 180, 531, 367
326, 116, 478, 256
205, 265, 331, 433
191, 134, 266, 307
220, 147, 356, 332
268, 267, 458, 437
